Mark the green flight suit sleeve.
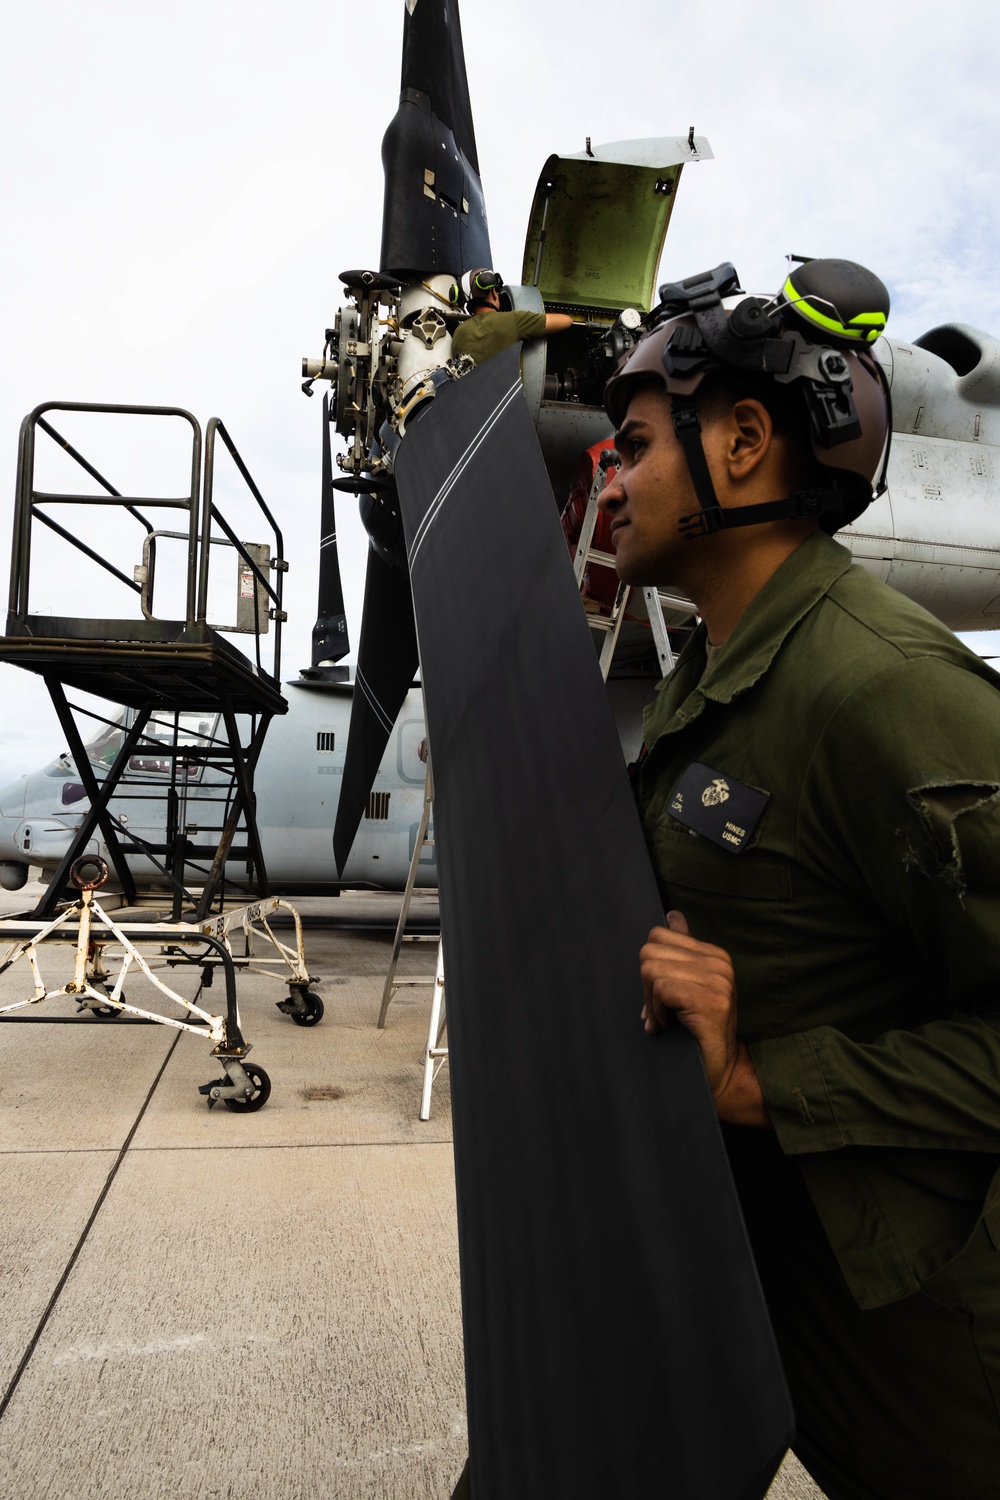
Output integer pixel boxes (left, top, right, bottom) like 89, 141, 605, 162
751, 653, 1000, 1158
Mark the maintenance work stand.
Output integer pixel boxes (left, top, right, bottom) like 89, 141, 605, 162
0, 402, 323, 1111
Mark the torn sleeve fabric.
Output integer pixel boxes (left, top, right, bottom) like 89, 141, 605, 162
638, 530, 1000, 1307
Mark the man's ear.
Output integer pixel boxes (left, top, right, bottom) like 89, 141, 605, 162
725, 398, 772, 480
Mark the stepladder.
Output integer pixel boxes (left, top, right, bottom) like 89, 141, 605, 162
419, 944, 447, 1122
567, 441, 695, 682
377, 763, 448, 1119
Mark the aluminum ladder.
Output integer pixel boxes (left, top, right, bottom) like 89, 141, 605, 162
377, 763, 447, 1120
572, 446, 687, 681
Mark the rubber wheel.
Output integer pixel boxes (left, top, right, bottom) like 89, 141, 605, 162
89, 989, 121, 1019
290, 991, 324, 1028
223, 1064, 271, 1112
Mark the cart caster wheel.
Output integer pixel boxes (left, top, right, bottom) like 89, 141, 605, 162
290, 991, 324, 1028
223, 1064, 271, 1113
82, 985, 122, 1019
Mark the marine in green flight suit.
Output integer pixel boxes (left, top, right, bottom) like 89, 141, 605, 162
597, 260, 1000, 1500
636, 535, 1000, 1499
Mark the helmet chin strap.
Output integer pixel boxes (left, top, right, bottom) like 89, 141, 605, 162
670, 397, 847, 540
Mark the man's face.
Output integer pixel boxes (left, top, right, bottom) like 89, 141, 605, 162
599, 384, 700, 586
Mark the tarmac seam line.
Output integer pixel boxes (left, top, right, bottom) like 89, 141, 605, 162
124, 1138, 454, 1151
0, 1027, 182, 1425
0, 1138, 454, 1156
0, 1148, 123, 1156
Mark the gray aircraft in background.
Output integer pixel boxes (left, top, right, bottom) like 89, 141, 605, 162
0, 686, 433, 897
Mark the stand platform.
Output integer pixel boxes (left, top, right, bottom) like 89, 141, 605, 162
0, 618, 286, 716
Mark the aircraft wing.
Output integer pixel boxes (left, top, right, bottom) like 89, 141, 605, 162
395, 345, 792, 1498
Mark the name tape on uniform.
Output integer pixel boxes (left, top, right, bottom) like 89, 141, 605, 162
667, 761, 769, 855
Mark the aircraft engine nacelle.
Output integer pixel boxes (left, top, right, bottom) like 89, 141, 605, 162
846, 327, 1000, 630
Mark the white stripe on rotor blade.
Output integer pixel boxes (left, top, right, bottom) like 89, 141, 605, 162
408, 378, 521, 570
355, 665, 394, 735
320, 533, 338, 549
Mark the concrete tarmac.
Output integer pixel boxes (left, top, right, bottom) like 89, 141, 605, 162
0, 886, 823, 1498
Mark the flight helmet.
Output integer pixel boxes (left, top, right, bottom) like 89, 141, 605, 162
603, 259, 892, 537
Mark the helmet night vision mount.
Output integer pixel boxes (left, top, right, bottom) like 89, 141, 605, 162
604, 257, 892, 538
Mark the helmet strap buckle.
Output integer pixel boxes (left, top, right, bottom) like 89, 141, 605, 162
679, 506, 725, 539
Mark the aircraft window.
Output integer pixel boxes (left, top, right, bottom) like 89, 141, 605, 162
396, 718, 428, 786
128, 713, 220, 779
366, 791, 391, 820
84, 715, 127, 768
317, 732, 336, 753
61, 782, 87, 807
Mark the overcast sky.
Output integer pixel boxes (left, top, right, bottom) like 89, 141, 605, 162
0, 0, 998, 787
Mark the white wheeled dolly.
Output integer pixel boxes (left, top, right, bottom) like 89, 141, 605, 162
0, 856, 276, 1111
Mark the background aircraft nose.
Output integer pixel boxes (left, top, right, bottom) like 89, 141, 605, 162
0, 774, 28, 821
0, 776, 29, 878
0, 778, 30, 887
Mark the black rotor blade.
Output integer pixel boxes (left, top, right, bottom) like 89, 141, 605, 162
336, 0, 489, 867
394, 346, 793, 1499
332, 544, 418, 874
311, 394, 350, 668
380, 0, 491, 279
